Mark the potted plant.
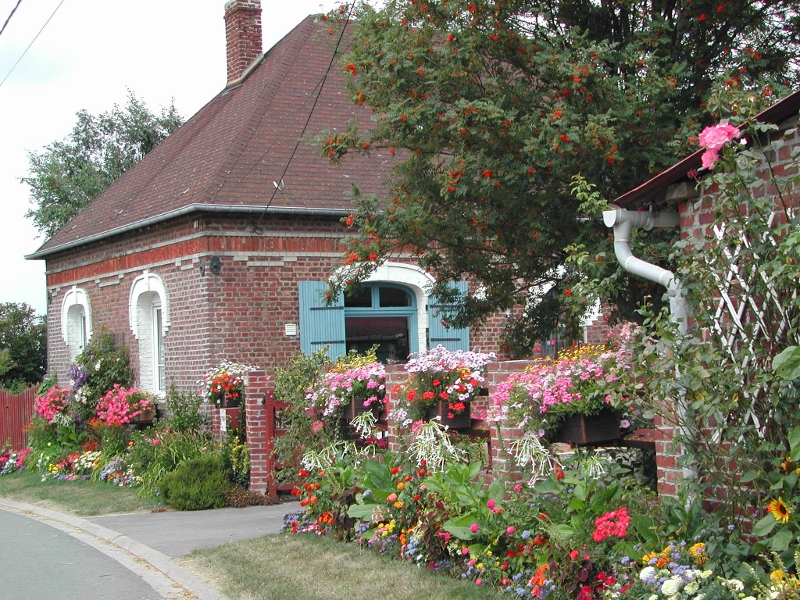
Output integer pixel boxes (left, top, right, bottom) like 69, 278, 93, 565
96, 384, 155, 426
489, 327, 636, 445
305, 349, 387, 422
398, 345, 495, 429
201, 360, 258, 408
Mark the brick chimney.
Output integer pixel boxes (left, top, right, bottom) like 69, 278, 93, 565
224, 0, 263, 84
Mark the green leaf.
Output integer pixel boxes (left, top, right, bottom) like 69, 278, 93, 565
739, 470, 759, 483
789, 426, 800, 461
773, 346, 800, 381
751, 514, 778, 538
347, 503, 377, 520
770, 528, 793, 552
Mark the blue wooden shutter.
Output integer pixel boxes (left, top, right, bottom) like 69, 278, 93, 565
298, 281, 346, 360
428, 280, 470, 351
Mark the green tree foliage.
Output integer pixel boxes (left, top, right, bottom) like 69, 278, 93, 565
322, 0, 799, 354
23, 90, 184, 239
0, 302, 46, 391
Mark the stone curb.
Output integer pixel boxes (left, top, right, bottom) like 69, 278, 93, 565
0, 498, 228, 600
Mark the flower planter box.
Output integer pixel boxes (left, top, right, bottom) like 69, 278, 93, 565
343, 398, 384, 422
130, 409, 154, 424
425, 401, 471, 429
555, 409, 620, 446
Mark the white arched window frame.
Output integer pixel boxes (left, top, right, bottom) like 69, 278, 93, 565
358, 262, 435, 353
129, 271, 170, 394
61, 286, 92, 359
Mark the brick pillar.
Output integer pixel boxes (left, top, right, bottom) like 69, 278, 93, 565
653, 414, 679, 498
244, 370, 272, 493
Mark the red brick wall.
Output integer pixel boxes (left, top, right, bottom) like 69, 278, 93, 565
43, 212, 516, 392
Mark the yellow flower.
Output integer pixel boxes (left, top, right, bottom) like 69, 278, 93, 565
771, 570, 787, 583
768, 498, 792, 524
689, 542, 707, 565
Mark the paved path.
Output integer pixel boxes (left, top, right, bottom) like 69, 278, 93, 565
0, 499, 298, 600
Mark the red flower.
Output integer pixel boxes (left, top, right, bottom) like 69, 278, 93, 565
482, 169, 492, 178
559, 134, 571, 143
345, 62, 357, 76
698, 13, 707, 20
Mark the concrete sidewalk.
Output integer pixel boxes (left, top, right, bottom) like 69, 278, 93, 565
0, 498, 299, 600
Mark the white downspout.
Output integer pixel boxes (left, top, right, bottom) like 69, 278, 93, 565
603, 208, 694, 487
602, 209, 687, 334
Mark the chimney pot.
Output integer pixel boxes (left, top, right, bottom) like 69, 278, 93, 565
224, 0, 263, 84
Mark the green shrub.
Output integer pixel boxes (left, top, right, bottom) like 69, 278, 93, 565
159, 386, 208, 432
127, 429, 216, 497
159, 455, 230, 510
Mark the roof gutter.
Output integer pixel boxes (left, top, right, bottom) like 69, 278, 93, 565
26, 203, 352, 260
602, 209, 686, 333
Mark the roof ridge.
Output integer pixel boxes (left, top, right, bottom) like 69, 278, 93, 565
202, 16, 317, 206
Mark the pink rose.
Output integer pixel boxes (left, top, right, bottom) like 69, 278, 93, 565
701, 148, 719, 170
387, 493, 398, 503
486, 499, 496, 509
699, 122, 740, 150
506, 526, 515, 536
470, 523, 480, 533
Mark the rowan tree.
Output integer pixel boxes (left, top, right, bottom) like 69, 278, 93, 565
321, 0, 799, 355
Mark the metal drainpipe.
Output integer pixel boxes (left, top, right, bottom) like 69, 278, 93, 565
602, 208, 695, 487
602, 209, 687, 334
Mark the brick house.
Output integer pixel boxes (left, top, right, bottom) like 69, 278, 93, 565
27, 1, 515, 398
603, 88, 800, 496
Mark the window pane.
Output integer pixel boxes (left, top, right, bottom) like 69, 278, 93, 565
345, 316, 409, 363
344, 286, 372, 307
379, 286, 411, 307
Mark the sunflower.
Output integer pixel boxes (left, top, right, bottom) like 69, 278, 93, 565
768, 497, 792, 524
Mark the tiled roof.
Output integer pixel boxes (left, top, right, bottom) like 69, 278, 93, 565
31, 16, 391, 258
613, 88, 800, 207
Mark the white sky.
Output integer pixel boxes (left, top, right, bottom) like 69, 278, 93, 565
0, 0, 338, 316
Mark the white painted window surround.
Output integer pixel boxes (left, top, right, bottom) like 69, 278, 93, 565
129, 271, 169, 395
360, 262, 435, 353
61, 287, 92, 360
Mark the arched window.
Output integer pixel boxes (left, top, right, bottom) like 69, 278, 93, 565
299, 262, 469, 361
129, 271, 169, 394
61, 287, 92, 360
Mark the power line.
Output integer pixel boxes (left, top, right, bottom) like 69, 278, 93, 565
0, 0, 23, 39
0, 0, 65, 89
252, 1, 358, 232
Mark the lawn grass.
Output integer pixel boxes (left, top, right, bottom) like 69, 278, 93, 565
0, 471, 166, 516
182, 533, 508, 600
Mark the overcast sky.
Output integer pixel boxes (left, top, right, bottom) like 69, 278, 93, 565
0, 0, 339, 316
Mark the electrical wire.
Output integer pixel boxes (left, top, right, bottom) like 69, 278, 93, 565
0, 0, 65, 88
251, 0, 358, 232
0, 0, 23, 39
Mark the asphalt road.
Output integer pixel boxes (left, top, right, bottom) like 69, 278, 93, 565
0, 509, 162, 600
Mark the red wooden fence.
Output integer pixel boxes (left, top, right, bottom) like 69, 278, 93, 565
0, 385, 37, 450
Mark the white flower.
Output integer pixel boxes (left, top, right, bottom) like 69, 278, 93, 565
661, 577, 682, 597
723, 579, 744, 592
95, 360, 101, 371
685, 580, 699, 594
639, 567, 657, 582
700, 570, 713, 579
648, 595, 658, 600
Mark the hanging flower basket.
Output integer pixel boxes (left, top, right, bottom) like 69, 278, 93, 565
554, 408, 620, 446
425, 400, 472, 430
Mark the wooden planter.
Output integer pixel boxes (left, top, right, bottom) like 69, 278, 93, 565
555, 409, 620, 446
425, 400, 471, 429
130, 409, 154, 424
343, 398, 383, 422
